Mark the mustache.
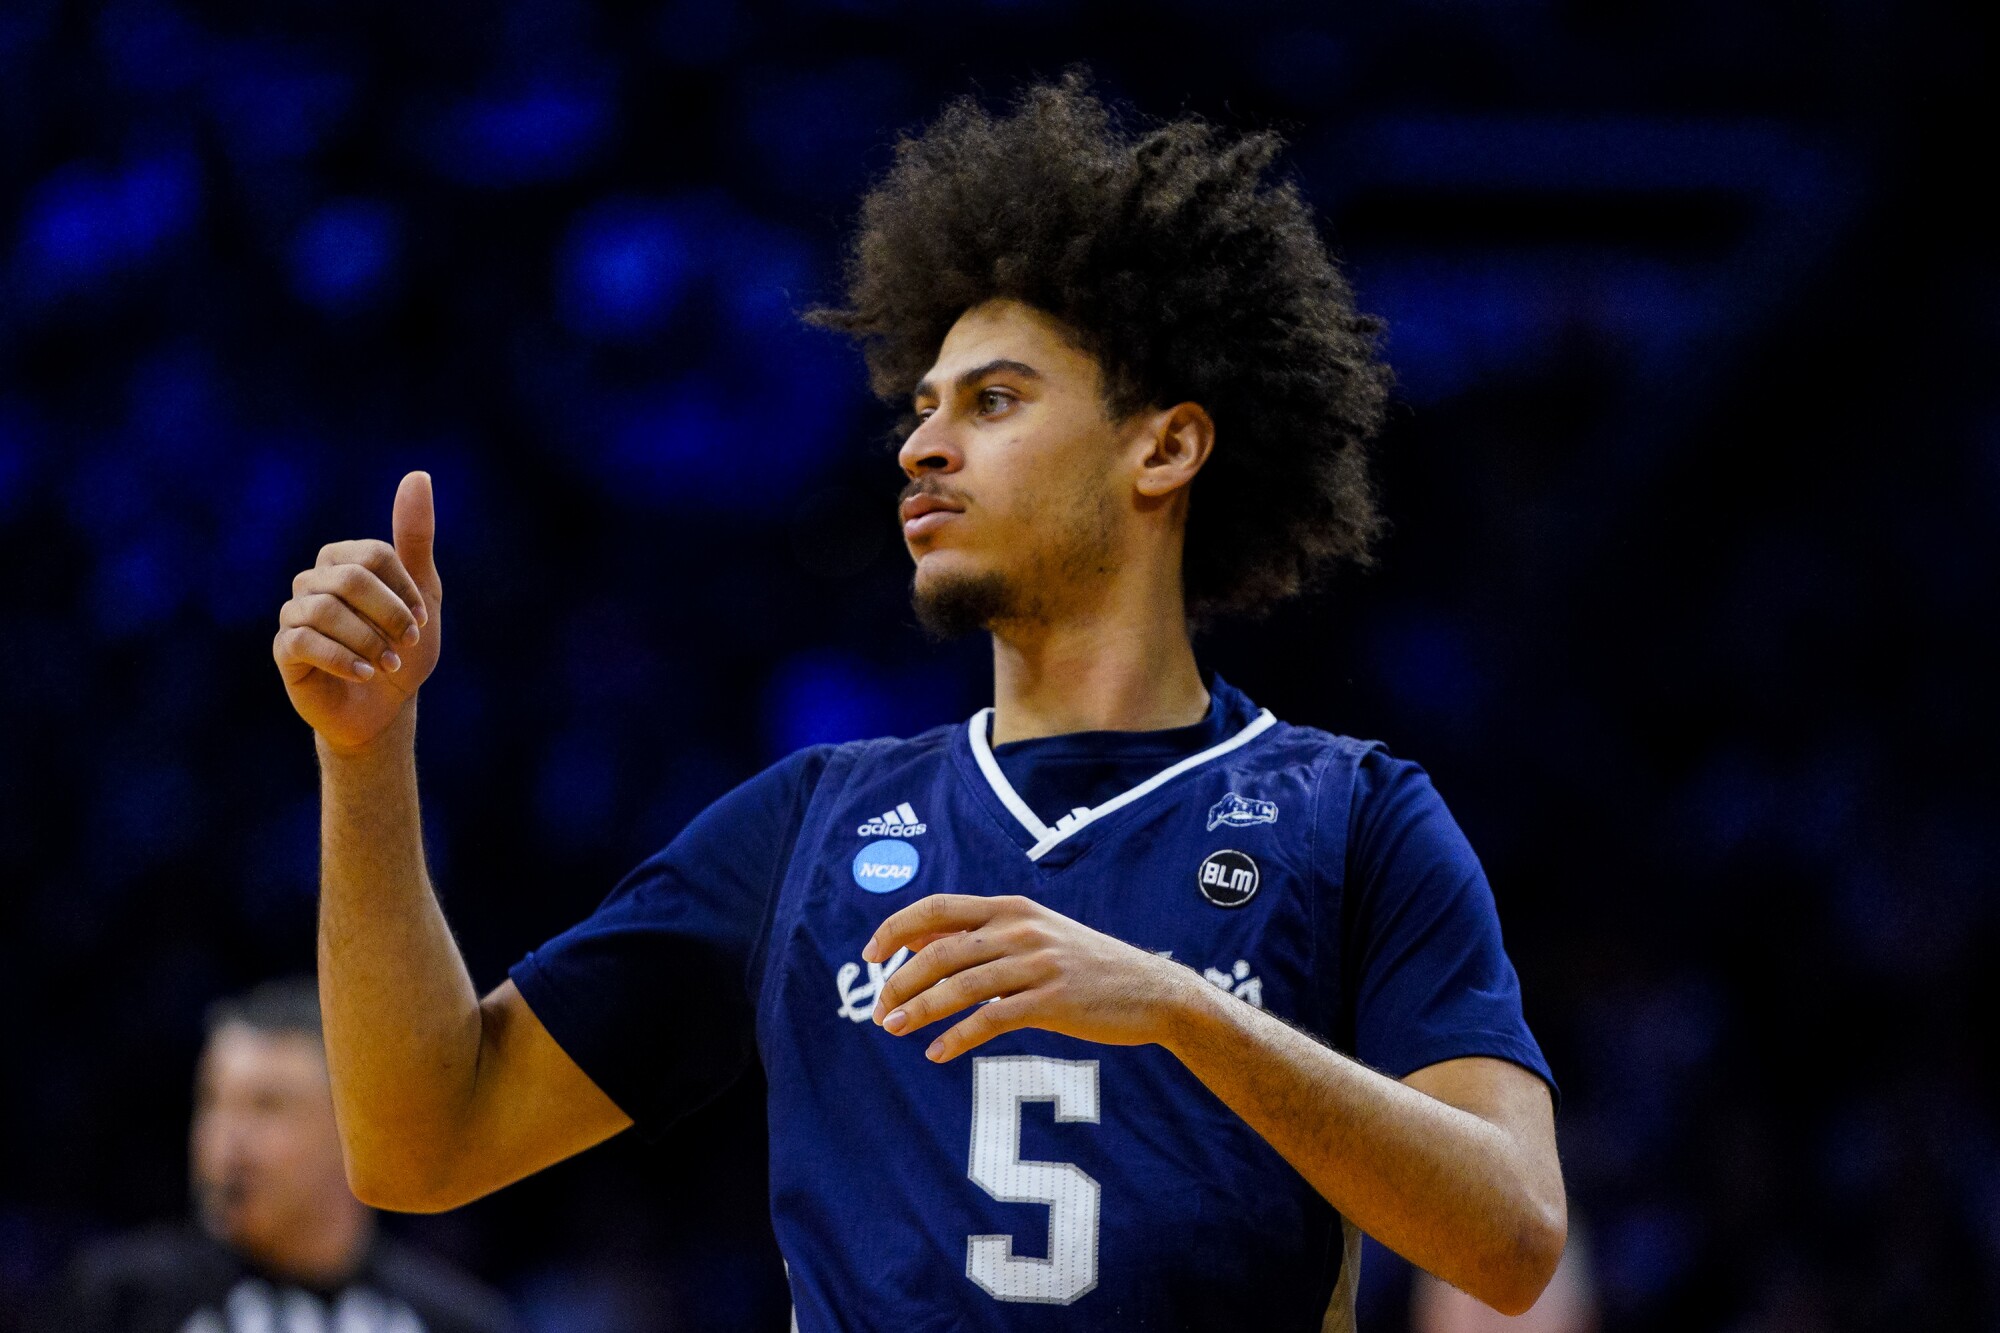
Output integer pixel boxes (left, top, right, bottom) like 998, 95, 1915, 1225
898, 477, 968, 508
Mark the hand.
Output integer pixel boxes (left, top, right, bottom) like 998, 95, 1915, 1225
863, 894, 1200, 1063
273, 471, 442, 754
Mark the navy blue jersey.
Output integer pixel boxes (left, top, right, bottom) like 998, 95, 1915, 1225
511, 675, 1553, 1331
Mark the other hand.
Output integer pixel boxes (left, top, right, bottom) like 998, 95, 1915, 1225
863, 893, 1199, 1062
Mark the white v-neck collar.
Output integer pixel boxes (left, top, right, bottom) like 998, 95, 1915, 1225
966, 705, 1278, 861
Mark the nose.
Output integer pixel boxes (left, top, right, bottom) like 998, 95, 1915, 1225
897, 415, 962, 480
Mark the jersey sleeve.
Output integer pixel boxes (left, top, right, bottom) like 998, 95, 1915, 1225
1332, 744, 1558, 1106
509, 745, 833, 1134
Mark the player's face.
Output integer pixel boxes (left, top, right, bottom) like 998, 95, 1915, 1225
898, 298, 1132, 635
190, 1026, 354, 1259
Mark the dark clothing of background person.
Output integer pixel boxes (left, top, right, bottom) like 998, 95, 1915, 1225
39, 1222, 517, 1333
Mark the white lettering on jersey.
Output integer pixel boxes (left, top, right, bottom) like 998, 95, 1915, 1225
966, 1054, 1101, 1304
835, 947, 912, 1022
1202, 958, 1264, 1008
1153, 951, 1264, 1009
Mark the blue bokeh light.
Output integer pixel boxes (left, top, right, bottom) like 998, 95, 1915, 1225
425, 77, 616, 187
288, 198, 402, 313
13, 151, 202, 300
763, 652, 902, 755
555, 198, 695, 339
202, 446, 314, 625
90, 522, 189, 639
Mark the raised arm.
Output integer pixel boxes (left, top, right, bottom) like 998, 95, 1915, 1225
276, 471, 630, 1213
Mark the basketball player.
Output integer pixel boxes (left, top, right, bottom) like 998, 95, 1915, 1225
272, 75, 1565, 1330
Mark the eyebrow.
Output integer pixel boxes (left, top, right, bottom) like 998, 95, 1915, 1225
912, 358, 1041, 408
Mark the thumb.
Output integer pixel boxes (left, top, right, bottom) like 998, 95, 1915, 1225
392, 470, 437, 585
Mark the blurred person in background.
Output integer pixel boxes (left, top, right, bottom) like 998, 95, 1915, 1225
38, 977, 515, 1333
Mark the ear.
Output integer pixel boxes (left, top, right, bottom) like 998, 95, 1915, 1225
1133, 402, 1215, 500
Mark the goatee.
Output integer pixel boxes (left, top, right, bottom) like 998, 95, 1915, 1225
911, 568, 1017, 640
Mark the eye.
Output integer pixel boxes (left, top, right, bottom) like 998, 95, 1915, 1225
977, 387, 1014, 414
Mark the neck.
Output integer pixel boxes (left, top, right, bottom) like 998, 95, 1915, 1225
988, 571, 1208, 745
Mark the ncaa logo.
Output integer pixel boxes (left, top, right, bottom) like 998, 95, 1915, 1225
852, 839, 920, 893
1197, 849, 1260, 908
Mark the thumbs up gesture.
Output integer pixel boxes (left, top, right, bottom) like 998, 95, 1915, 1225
274, 471, 444, 754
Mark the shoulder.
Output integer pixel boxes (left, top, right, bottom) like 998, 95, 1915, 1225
822, 719, 961, 765
368, 1238, 517, 1333
673, 742, 846, 837
1251, 716, 1393, 796
1248, 720, 1446, 876
66, 1223, 234, 1289
756, 721, 960, 791
1262, 720, 1432, 798
48, 1224, 236, 1332
1261, 716, 1387, 763
777, 721, 963, 800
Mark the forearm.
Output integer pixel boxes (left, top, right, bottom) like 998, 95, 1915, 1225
314, 700, 483, 1206
1161, 977, 1563, 1314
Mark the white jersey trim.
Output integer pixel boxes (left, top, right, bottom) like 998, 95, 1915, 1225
966, 706, 1279, 861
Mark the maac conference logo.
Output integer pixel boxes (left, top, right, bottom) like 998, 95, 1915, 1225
1207, 791, 1278, 832
857, 802, 927, 837
852, 838, 920, 892
1197, 849, 1260, 908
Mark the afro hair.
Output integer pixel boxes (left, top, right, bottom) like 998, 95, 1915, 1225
807, 69, 1393, 623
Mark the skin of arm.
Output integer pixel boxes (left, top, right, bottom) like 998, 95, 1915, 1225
864, 893, 1566, 1316
315, 704, 632, 1212
280, 476, 631, 1213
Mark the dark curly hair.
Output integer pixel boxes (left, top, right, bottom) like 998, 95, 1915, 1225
807, 70, 1392, 624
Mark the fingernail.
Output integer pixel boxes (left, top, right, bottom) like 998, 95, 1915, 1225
354, 660, 375, 679
402, 623, 421, 646
381, 650, 402, 673
415, 605, 429, 627
925, 1041, 943, 1061
884, 1009, 908, 1034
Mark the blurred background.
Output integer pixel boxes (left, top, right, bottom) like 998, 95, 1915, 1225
2, 0, 1994, 1329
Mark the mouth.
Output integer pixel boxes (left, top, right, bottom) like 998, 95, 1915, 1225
899, 493, 964, 540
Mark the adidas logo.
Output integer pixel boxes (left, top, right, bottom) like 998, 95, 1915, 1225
857, 802, 927, 838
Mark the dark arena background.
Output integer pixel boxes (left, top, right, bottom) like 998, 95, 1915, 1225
2, 2, 1995, 1330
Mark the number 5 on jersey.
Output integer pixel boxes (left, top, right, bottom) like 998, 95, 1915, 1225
965, 1055, 1101, 1305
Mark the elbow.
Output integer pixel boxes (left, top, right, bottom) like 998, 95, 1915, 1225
345, 1158, 427, 1214
1482, 1199, 1568, 1317
343, 1143, 467, 1215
